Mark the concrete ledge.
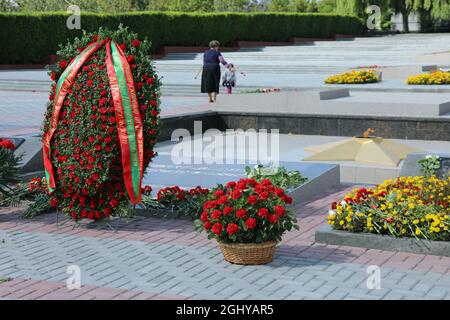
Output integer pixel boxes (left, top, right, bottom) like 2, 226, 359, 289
422, 65, 438, 72
315, 224, 450, 257
319, 89, 350, 100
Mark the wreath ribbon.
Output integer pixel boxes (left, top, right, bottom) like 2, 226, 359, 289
43, 39, 144, 205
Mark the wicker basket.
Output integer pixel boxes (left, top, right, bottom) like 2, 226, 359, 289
217, 241, 277, 265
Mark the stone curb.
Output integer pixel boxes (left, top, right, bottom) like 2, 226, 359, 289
315, 224, 450, 257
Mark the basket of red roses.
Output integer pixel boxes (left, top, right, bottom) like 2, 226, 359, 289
195, 178, 299, 265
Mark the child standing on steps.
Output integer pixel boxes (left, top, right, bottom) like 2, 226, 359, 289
222, 64, 237, 94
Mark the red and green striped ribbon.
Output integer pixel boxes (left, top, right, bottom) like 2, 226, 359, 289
44, 41, 105, 192
43, 39, 144, 205
105, 40, 144, 204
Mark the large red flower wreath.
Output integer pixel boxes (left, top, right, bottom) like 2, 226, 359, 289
43, 26, 161, 221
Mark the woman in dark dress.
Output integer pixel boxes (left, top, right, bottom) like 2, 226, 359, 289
201, 40, 229, 103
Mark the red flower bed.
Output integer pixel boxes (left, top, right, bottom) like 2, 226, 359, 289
195, 178, 298, 243
43, 27, 161, 221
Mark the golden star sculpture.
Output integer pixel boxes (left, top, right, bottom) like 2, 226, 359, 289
303, 130, 423, 167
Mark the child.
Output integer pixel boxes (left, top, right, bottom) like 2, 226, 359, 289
222, 64, 237, 94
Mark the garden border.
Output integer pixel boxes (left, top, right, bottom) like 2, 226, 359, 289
315, 224, 450, 257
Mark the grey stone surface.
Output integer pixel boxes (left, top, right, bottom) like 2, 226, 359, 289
2, 228, 450, 299
14, 137, 42, 174
315, 225, 450, 257
422, 65, 438, 72
319, 89, 350, 100
400, 152, 450, 178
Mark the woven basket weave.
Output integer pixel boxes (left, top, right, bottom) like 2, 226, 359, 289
217, 241, 277, 265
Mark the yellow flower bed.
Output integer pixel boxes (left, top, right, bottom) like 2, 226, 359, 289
406, 71, 450, 85
324, 69, 379, 84
328, 176, 450, 241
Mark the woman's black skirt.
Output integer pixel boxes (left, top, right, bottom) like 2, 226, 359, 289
201, 64, 221, 94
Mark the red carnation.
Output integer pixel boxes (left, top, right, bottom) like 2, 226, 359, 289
51, 72, 57, 81
248, 195, 258, 205
269, 214, 279, 224
204, 221, 212, 230
146, 77, 154, 85
274, 206, 286, 217
136, 82, 143, 90
212, 223, 223, 235
226, 223, 239, 236
132, 39, 141, 48
245, 218, 257, 230
283, 195, 293, 204
226, 181, 236, 189
214, 189, 225, 198
49, 198, 58, 207
223, 206, 233, 216
109, 198, 119, 208
258, 208, 269, 218
151, 109, 158, 117
0, 139, 15, 150
119, 43, 126, 51
236, 209, 247, 219
86, 80, 93, 87
149, 99, 157, 106
59, 60, 68, 69
200, 211, 209, 222
92, 34, 99, 41
212, 210, 222, 220
231, 189, 242, 200
127, 55, 135, 63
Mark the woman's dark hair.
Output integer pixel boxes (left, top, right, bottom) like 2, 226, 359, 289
209, 40, 220, 48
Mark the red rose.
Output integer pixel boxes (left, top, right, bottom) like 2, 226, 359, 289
226, 223, 239, 236
223, 206, 233, 216
151, 109, 158, 117
149, 99, 158, 106
269, 214, 279, 224
92, 34, 99, 41
146, 77, 154, 85
259, 191, 269, 201
140, 104, 147, 112
245, 218, 257, 230
212, 223, 223, 235
248, 195, 258, 205
86, 80, 93, 87
119, 43, 126, 51
274, 206, 286, 217
204, 221, 212, 230
258, 208, 269, 218
136, 82, 143, 90
148, 129, 156, 136
132, 39, 141, 48
236, 209, 247, 219
51, 72, 57, 81
261, 179, 272, 186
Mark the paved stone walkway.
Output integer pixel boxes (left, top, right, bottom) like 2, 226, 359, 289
1, 185, 450, 300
